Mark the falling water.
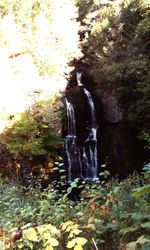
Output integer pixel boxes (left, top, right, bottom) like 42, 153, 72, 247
65, 98, 76, 182
65, 72, 99, 182
66, 98, 76, 136
83, 88, 98, 180
76, 72, 83, 86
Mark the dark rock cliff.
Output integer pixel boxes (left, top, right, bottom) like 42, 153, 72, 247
65, 67, 146, 179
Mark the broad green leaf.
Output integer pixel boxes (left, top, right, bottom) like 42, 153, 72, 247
131, 212, 149, 221
67, 239, 76, 248
76, 237, 87, 246
120, 227, 138, 234
37, 224, 59, 235
142, 243, 150, 250
132, 185, 150, 197
74, 245, 83, 250
105, 223, 119, 230
140, 222, 150, 229
59, 169, 65, 173
70, 181, 77, 188
112, 187, 120, 194
23, 228, 38, 241
67, 187, 73, 194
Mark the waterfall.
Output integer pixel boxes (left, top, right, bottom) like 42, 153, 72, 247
65, 98, 76, 182
65, 73, 99, 182
66, 98, 76, 136
83, 88, 98, 180
76, 72, 83, 86
83, 89, 97, 127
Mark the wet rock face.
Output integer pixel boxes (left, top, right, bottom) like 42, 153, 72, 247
94, 89, 123, 123
101, 95, 123, 123
66, 87, 90, 143
64, 70, 145, 180
65, 71, 126, 179
78, 68, 123, 123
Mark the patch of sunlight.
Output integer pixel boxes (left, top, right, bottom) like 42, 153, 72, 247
0, 0, 81, 132
0, 52, 67, 133
0, 13, 27, 56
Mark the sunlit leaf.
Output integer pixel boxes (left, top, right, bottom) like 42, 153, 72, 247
42, 232, 51, 240
66, 226, 71, 232
73, 228, 82, 235
76, 237, 87, 246
45, 245, 53, 250
9, 227, 18, 232
68, 230, 74, 238
17, 242, 25, 249
126, 242, 136, 250
61, 221, 74, 231
67, 239, 76, 248
17, 240, 33, 250
70, 181, 77, 188
49, 238, 59, 247
74, 245, 83, 250
136, 235, 150, 245
23, 228, 38, 241
132, 185, 150, 197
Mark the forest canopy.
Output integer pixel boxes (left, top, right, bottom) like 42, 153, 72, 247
76, 0, 150, 143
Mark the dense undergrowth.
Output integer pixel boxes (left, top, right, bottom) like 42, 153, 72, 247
0, 97, 63, 182
0, 164, 150, 250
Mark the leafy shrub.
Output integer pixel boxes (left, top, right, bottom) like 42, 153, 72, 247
0, 165, 149, 250
0, 98, 63, 180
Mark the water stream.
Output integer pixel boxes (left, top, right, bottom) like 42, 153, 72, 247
65, 73, 99, 182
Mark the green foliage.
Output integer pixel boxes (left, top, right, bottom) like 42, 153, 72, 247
16, 223, 60, 250
2, 102, 62, 160
0, 165, 150, 249
75, 0, 93, 23
4, 113, 46, 158
76, 0, 150, 147
0, 98, 63, 179
0, 179, 39, 230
